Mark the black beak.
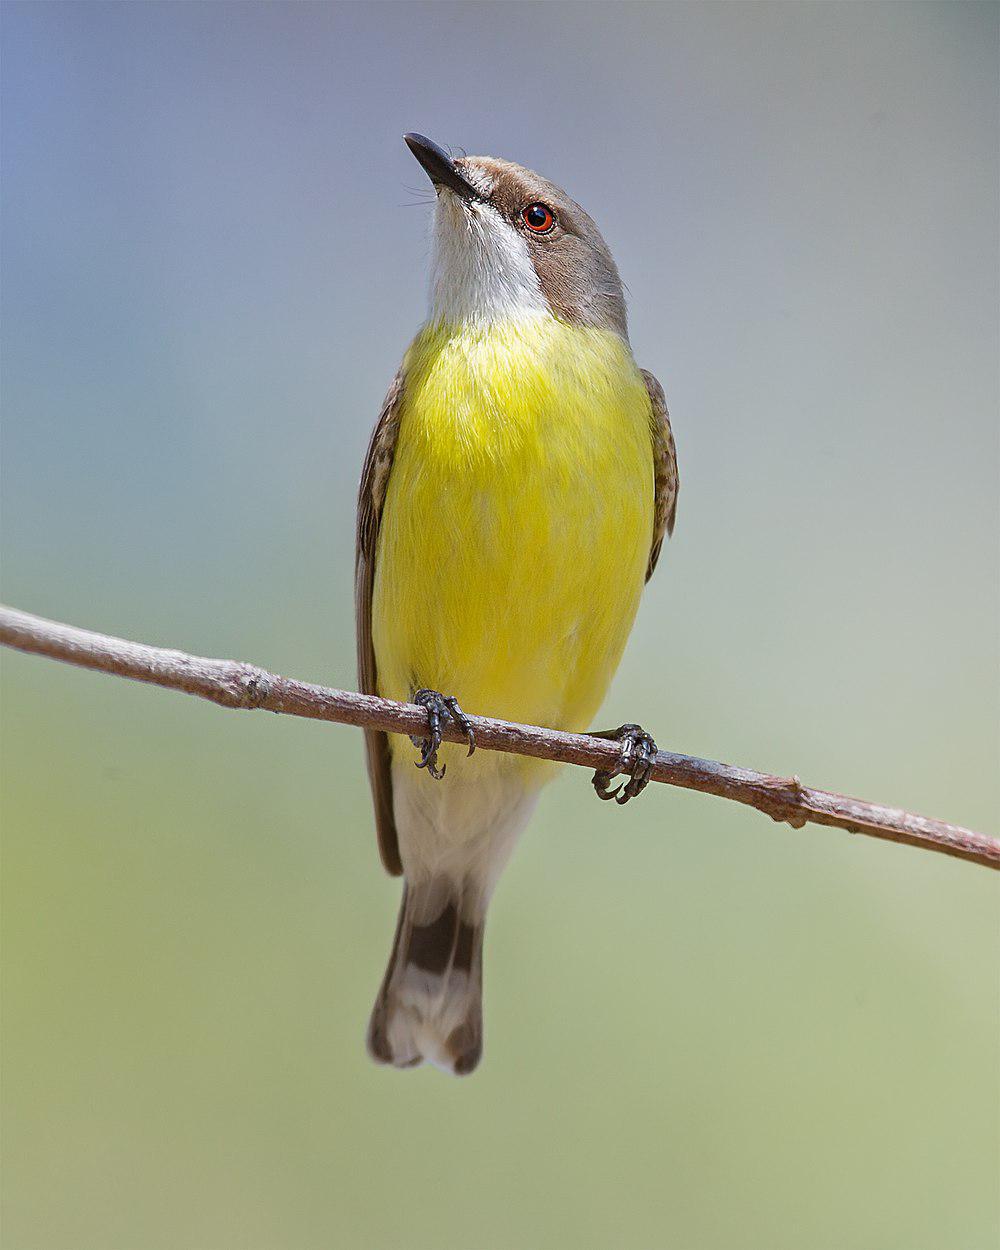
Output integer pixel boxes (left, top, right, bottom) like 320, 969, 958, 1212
404, 133, 484, 202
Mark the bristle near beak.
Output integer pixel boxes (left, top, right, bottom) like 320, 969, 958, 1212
404, 133, 485, 202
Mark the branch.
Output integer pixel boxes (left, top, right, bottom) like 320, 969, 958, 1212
2, 603, 997, 871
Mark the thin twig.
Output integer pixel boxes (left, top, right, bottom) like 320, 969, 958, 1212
1, 604, 996, 871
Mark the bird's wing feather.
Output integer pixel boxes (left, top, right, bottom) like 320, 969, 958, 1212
356, 370, 405, 876
642, 368, 678, 581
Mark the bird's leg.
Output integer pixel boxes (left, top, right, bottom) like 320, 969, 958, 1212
591, 724, 658, 804
409, 688, 476, 780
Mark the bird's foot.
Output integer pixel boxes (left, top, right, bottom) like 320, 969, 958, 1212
410, 689, 476, 780
591, 724, 658, 804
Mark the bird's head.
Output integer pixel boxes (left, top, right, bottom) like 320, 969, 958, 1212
404, 133, 628, 339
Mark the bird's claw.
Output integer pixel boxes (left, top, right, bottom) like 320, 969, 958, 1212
592, 724, 658, 804
410, 688, 476, 780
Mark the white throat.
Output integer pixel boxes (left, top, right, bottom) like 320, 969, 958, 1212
428, 191, 550, 326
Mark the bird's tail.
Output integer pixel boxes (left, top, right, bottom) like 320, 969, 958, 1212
367, 877, 486, 1076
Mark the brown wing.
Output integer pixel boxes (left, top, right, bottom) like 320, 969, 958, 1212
356, 370, 405, 876
641, 369, 679, 582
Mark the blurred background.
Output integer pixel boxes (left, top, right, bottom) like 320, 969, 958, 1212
2, 3, 997, 1248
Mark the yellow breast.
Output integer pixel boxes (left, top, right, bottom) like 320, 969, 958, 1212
372, 316, 654, 771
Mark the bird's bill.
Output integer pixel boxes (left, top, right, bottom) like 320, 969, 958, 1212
404, 133, 484, 202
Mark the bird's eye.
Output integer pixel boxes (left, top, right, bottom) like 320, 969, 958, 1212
521, 203, 555, 233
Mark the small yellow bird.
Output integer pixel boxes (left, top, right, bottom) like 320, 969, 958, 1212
357, 134, 677, 1075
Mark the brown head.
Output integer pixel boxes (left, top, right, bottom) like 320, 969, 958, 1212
404, 133, 628, 339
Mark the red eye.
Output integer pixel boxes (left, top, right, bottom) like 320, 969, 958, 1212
522, 202, 555, 233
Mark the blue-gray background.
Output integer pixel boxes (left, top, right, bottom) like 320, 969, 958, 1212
3, 3, 997, 1247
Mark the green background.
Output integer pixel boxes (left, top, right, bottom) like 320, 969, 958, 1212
3, 3, 997, 1247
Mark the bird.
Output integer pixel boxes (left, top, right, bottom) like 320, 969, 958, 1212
356, 133, 677, 1075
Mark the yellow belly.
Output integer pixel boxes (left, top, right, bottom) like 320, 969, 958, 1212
372, 316, 654, 775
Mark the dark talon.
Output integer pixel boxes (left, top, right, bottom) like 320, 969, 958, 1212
443, 695, 476, 757
410, 689, 476, 780
591, 723, 658, 805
